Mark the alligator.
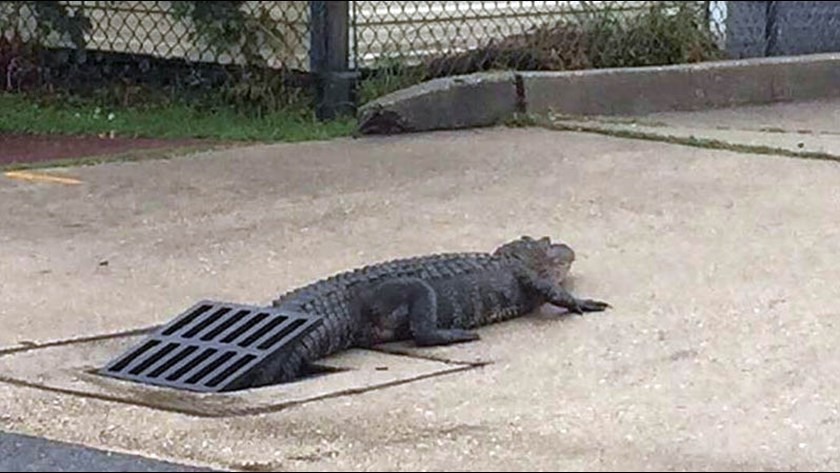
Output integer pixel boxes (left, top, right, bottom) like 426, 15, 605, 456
240, 236, 609, 388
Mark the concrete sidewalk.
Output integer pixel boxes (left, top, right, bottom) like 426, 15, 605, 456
551, 98, 840, 158
2, 101, 840, 471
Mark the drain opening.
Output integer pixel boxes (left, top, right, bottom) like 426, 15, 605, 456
128, 342, 178, 375
98, 300, 321, 393
166, 347, 218, 382
107, 340, 160, 372
183, 307, 231, 338
161, 304, 212, 336
220, 312, 268, 344
200, 310, 248, 341
148, 346, 198, 378
205, 354, 257, 388
238, 314, 286, 348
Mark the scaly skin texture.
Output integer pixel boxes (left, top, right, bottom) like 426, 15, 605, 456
239, 236, 609, 388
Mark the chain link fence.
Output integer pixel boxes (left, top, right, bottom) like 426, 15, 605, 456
2, 1, 840, 118
3, 2, 310, 68
351, 1, 727, 103
1, 1, 313, 112
353, 2, 721, 71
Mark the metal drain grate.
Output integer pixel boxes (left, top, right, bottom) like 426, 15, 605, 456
98, 301, 321, 393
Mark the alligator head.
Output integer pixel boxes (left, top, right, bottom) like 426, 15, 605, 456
493, 235, 576, 284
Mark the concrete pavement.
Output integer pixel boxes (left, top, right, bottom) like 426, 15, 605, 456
2, 101, 840, 471
550, 98, 840, 158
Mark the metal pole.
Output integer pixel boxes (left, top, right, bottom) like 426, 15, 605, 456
764, 0, 777, 56
310, 1, 354, 120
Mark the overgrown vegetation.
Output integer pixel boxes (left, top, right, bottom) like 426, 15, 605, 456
355, 57, 427, 105
357, 2, 723, 104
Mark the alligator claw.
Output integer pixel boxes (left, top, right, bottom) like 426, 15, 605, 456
576, 299, 610, 313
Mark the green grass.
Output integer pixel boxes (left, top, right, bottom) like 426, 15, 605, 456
0, 93, 357, 142
356, 58, 427, 105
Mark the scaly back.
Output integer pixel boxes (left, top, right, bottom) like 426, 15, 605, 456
271, 251, 508, 311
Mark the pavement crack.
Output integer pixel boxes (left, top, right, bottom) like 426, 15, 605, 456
545, 120, 840, 163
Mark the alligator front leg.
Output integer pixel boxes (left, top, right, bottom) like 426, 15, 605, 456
518, 271, 610, 314
369, 277, 480, 347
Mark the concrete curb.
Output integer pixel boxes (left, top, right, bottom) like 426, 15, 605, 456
356, 53, 840, 134
356, 71, 519, 135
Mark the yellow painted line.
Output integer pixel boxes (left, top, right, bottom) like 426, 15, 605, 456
4, 170, 83, 185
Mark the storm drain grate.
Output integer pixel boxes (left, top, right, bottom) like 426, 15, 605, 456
98, 301, 321, 393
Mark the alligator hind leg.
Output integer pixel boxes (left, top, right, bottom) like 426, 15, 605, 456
369, 277, 480, 347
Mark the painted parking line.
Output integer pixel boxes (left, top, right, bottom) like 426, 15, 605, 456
4, 170, 83, 185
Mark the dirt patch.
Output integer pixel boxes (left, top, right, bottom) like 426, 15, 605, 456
0, 132, 223, 166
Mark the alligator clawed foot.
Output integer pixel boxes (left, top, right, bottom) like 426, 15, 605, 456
574, 298, 611, 313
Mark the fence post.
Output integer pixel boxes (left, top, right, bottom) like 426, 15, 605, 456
763, 1, 778, 56
310, 1, 356, 120
722, 1, 770, 58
